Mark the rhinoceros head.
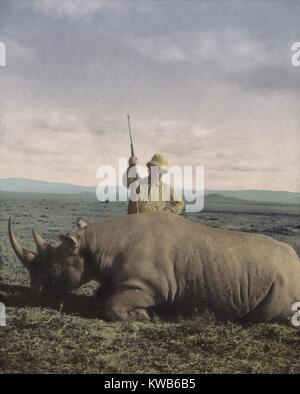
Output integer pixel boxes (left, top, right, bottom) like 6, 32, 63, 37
8, 218, 89, 293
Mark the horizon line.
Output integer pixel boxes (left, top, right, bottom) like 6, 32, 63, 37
0, 176, 299, 194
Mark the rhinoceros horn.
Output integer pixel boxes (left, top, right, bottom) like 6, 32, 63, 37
8, 218, 36, 268
32, 229, 49, 253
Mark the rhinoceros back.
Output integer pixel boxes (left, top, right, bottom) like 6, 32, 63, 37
84, 212, 300, 321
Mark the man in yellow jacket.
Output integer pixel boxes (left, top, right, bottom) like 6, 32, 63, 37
124, 153, 184, 215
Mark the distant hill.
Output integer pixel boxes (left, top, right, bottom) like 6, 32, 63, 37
0, 178, 299, 205
0, 178, 95, 194
205, 189, 300, 205
204, 193, 250, 205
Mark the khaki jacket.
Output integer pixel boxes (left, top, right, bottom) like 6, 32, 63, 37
124, 166, 184, 215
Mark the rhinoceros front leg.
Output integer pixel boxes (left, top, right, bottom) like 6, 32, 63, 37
104, 288, 155, 322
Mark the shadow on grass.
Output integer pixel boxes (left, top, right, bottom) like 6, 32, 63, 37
0, 283, 209, 324
0, 283, 259, 326
0, 283, 106, 320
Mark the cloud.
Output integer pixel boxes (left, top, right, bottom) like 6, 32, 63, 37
27, 0, 123, 19
0, 108, 103, 184
125, 36, 187, 63
30, 111, 89, 134
128, 115, 299, 190
5, 39, 36, 66
1, 109, 91, 156
1, 107, 299, 191
1, 1, 299, 191
123, 28, 298, 93
124, 29, 273, 69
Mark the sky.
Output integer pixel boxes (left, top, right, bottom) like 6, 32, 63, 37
0, 0, 299, 191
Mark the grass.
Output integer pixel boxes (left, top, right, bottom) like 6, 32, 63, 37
1, 302, 299, 373
0, 192, 300, 373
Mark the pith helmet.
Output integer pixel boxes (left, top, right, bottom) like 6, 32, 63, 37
147, 153, 169, 173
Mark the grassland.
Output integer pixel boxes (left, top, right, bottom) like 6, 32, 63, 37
0, 192, 300, 373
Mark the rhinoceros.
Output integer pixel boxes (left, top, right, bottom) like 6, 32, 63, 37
8, 212, 300, 322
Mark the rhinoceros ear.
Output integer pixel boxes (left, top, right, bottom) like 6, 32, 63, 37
59, 234, 79, 255
76, 218, 89, 229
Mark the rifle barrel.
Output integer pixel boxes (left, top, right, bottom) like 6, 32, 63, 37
127, 114, 135, 156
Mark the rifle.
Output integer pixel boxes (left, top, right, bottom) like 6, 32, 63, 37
126, 114, 139, 213
127, 114, 135, 157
